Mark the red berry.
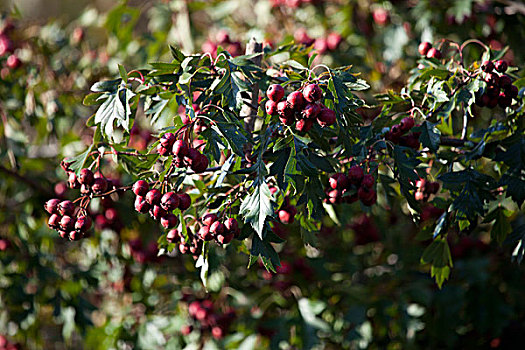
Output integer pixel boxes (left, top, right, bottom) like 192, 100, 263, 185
145, 189, 162, 205
79, 168, 94, 186
415, 191, 425, 201
426, 48, 442, 59
485, 73, 500, 86
48, 214, 61, 229
151, 205, 167, 220
132, 180, 149, 196
68, 172, 80, 189
69, 230, 83, 241
6, 54, 21, 69
266, 84, 285, 102
494, 60, 508, 73
317, 108, 336, 127
287, 91, 305, 111
210, 221, 225, 235
178, 193, 191, 211
361, 174, 375, 188
58, 200, 75, 216
159, 133, 176, 148
302, 84, 322, 103
277, 101, 294, 119
157, 144, 170, 156
184, 148, 200, 166
279, 115, 295, 126
92, 177, 108, 193
199, 225, 213, 241
172, 140, 189, 157
191, 153, 209, 173
400, 117, 415, 132
60, 215, 74, 231
418, 42, 432, 56
181, 325, 193, 335
161, 214, 178, 229
212, 326, 224, 339
498, 92, 512, 108
203, 213, 219, 226
224, 218, 240, 237
391, 124, 402, 135
498, 75, 512, 88
75, 215, 92, 232
134, 196, 150, 213
348, 166, 364, 185
161, 192, 180, 211
481, 60, 494, 73
302, 103, 321, 119
505, 85, 518, 99
265, 100, 278, 115
329, 173, 349, 190
166, 229, 180, 243
358, 187, 377, 206
326, 32, 343, 51
278, 209, 294, 224
216, 232, 234, 245
295, 118, 313, 133
45, 198, 61, 214
179, 242, 190, 254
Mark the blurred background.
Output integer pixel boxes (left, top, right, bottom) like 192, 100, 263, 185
0, 0, 524, 349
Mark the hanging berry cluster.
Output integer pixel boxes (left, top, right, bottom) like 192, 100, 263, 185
475, 59, 518, 108
166, 228, 203, 259
325, 165, 377, 206
197, 214, 240, 245
265, 83, 337, 132
156, 132, 209, 173
385, 117, 420, 150
184, 298, 237, 340
418, 41, 442, 59
44, 198, 92, 241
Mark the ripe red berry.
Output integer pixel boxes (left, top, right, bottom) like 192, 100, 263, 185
75, 215, 92, 232
68, 172, 80, 189
157, 144, 170, 156
265, 100, 278, 115
498, 75, 512, 88
58, 200, 75, 216
60, 215, 74, 231
400, 117, 415, 132
172, 140, 189, 157
132, 180, 149, 196
161, 192, 179, 211
278, 209, 294, 224
69, 230, 83, 241
48, 214, 61, 229
418, 42, 432, 56
358, 187, 377, 206
145, 189, 162, 205
134, 196, 150, 213
494, 60, 508, 73
279, 115, 295, 126
287, 91, 305, 111
179, 242, 190, 254
348, 166, 364, 184
6, 54, 21, 69
361, 175, 375, 188
391, 124, 402, 135
191, 153, 209, 173
149, 205, 165, 220
266, 84, 285, 102
302, 84, 322, 103
415, 191, 425, 201
295, 118, 313, 133
184, 148, 200, 166
329, 173, 349, 190
224, 218, 240, 237
159, 133, 176, 148
181, 325, 193, 335
199, 225, 213, 241
277, 100, 294, 119
166, 229, 180, 243
485, 73, 499, 86
92, 177, 108, 193
498, 92, 512, 108
210, 221, 225, 235
327, 32, 343, 51
426, 48, 442, 59
79, 168, 94, 186
317, 108, 336, 127
161, 214, 178, 229
481, 60, 494, 73
211, 326, 224, 340
45, 198, 61, 214
178, 193, 191, 211
216, 232, 234, 245
302, 103, 321, 119
505, 85, 518, 99
203, 213, 219, 226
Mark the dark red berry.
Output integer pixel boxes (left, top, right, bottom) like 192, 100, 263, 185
485, 73, 499, 86
210, 221, 225, 235
166, 229, 180, 243
132, 180, 149, 196
203, 214, 218, 226
69, 230, 82, 241
75, 215, 92, 232
418, 42, 432, 56
426, 48, 442, 59
505, 85, 518, 99
145, 189, 161, 205
494, 60, 508, 73
173, 140, 189, 157
92, 177, 108, 193
481, 60, 494, 73
400, 117, 415, 132
184, 148, 200, 166
266, 84, 285, 102
45, 199, 61, 215
498, 92, 512, 108
191, 153, 209, 173
358, 187, 377, 206
161, 214, 178, 229
150, 205, 167, 220
6, 54, 21, 69
157, 144, 170, 156
216, 232, 234, 245
265, 100, 278, 115
317, 108, 336, 127
48, 214, 61, 229
60, 215, 74, 231
302, 103, 321, 119
178, 193, 191, 211
199, 225, 213, 241
79, 168, 94, 186
391, 124, 402, 135
224, 218, 239, 237
295, 118, 313, 133
161, 192, 180, 211
361, 174, 375, 188
348, 166, 364, 185
58, 200, 75, 216
277, 100, 294, 119
486, 85, 499, 98
279, 115, 295, 126
134, 196, 150, 213
329, 173, 349, 190
278, 209, 294, 224
287, 91, 305, 111
68, 172, 80, 189
302, 84, 322, 103
159, 133, 176, 148
498, 75, 512, 88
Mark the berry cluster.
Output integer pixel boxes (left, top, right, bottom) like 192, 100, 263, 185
202, 30, 243, 58
0, 20, 21, 70
325, 165, 377, 206
197, 214, 240, 245
68, 168, 110, 195
185, 299, 236, 340
475, 59, 518, 108
277, 196, 297, 224
293, 29, 343, 54
414, 179, 440, 201
44, 198, 92, 241
132, 180, 191, 230
418, 41, 442, 59
265, 83, 336, 132
385, 117, 420, 150
156, 133, 209, 173
166, 228, 203, 259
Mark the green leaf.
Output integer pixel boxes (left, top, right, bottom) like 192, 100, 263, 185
431, 266, 450, 289
240, 181, 274, 240
94, 86, 136, 142
90, 79, 121, 93
484, 207, 512, 245
118, 64, 128, 83
249, 232, 280, 272
416, 121, 441, 152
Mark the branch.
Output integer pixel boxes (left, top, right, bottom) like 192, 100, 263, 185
440, 136, 475, 147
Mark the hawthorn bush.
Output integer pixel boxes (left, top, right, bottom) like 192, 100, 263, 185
1, 1, 525, 349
